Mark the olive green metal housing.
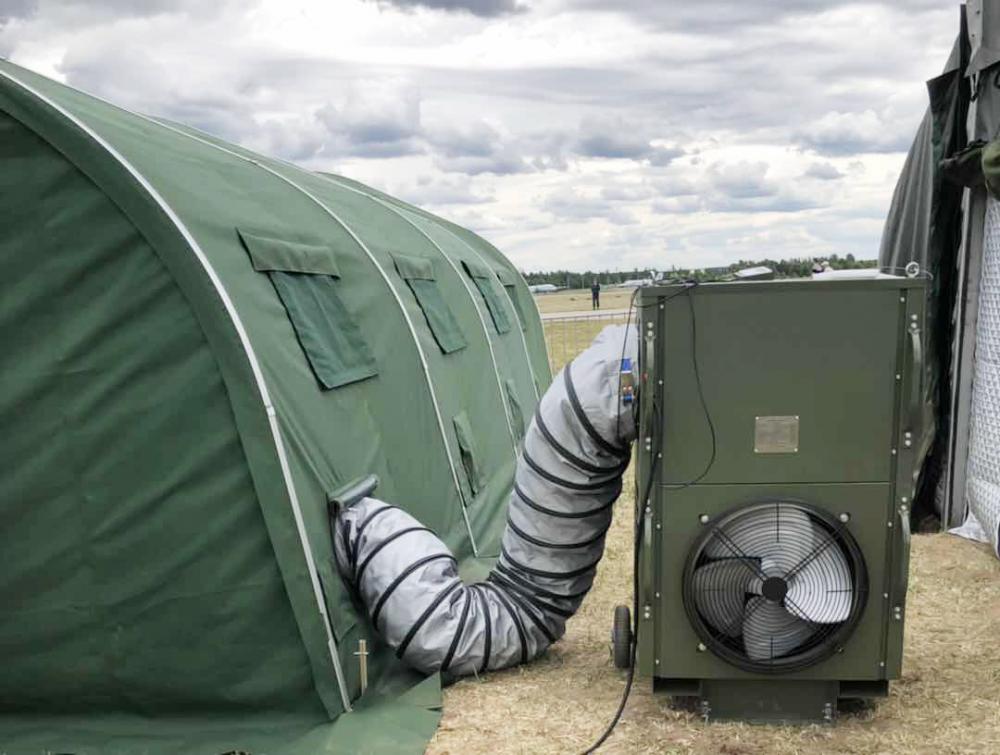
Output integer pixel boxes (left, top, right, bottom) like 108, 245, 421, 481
635, 278, 926, 723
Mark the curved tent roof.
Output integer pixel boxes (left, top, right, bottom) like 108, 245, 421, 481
0, 59, 548, 753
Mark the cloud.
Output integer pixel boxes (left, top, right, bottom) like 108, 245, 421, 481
704, 162, 818, 213
600, 183, 656, 202
3, 0, 955, 272
641, 161, 819, 216
650, 196, 704, 215
57, 39, 425, 161
795, 109, 914, 155
706, 194, 819, 214
394, 174, 495, 206
0, 0, 36, 24
366, 0, 526, 17
575, 129, 649, 159
567, 0, 947, 33
803, 161, 844, 180
248, 116, 328, 161
4, 0, 248, 25
706, 161, 776, 199
542, 190, 638, 225
316, 85, 424, 158
573, 117, 684, 167
426, 121, 533, 174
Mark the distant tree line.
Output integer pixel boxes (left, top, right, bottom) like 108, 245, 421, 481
522, 254, 877, 288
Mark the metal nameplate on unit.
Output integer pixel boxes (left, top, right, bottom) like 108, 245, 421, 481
754, 415, 799, 454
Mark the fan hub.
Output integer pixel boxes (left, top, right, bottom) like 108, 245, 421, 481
761, 576, 788, 603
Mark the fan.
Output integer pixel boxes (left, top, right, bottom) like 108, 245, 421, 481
682, 501, 867, 672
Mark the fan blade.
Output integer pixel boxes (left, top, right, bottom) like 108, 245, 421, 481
692, 559, 757, 637
705, 506, 817, 569
785, 545, 853, 623
743, 597, 815, 661
764, 509, 820, 573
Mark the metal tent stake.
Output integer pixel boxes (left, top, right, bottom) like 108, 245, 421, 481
355, 639, 369, 694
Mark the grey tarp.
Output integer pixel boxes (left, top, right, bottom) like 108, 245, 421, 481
878, 17, 970, 519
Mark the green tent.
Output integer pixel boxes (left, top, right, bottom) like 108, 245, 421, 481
0, 59, 549, 754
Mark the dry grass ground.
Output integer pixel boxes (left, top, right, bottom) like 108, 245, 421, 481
429, 476, 1000, 755
427, 306, 1000, 755
532, 288, 636, 315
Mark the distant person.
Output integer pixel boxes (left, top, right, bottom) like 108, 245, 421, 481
591, 279, 601, 309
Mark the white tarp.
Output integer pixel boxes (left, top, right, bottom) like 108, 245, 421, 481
955, 196, 1000, 557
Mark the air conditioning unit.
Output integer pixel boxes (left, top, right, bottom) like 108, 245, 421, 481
633, 277, 925, 723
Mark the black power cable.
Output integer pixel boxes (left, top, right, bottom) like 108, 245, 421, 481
583, 283, 717, 753
665, 285, 718, 491
582, 404, 660, 755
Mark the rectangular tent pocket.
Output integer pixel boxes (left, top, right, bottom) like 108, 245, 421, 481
462, 260, 511, 334
496, 268, 528, 331
452, 410, 484, 499
393, 253, 467, 354
239, 229, 377, 390
505, 378, 525, 440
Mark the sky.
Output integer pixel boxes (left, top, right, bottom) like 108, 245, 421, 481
1, 0, 959, 272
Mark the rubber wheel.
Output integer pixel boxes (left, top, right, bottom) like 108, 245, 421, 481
612, 604, 632, 669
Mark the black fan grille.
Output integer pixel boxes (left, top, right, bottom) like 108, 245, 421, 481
682, 501, 868, 673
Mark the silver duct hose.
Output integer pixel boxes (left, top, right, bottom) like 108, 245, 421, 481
333, 325, 638, 676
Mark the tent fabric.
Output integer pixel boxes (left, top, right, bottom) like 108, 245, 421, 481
883, 4, 1000, 557
878, 22, 970, 518
983, 138, 1000, 197
501, 280, 530, 331
392, 253, 468, 354
266, 271, 380, 390
315, 170, 546, 396
964, 196, 1000, 557
463, 259, 513, 334
239, 228, 344, 276
0, 58, 548, 754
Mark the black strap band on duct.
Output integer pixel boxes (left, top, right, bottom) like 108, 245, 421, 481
356, 526, 433, 586
371, 552, 456, 631
564, 364, 630, 459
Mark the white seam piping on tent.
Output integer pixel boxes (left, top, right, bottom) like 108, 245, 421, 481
369, 196, 520, 453
315, 179, 519, 455
157, 117, 540, 408
324, 174, 543, 401
145, 118, 479, 557
0, 70, 354, 714
497, 257, 548, 394
427, 223, 542, 400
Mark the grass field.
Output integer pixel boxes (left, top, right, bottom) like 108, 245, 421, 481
427, 312, 1000, 755
532, 287, 637, 315
533, 291, 634, 372
429, 505, 1000, 754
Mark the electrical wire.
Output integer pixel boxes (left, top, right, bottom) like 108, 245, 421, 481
583, 282, 716, 753
615, 282, 698, 446
664, 285, 717, 491
582, 402, 659, 755
614, 286, 641, 446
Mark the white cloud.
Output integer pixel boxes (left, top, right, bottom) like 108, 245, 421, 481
366, 0, 526, 17
2, 0, 959, 271
804, 161, 845, 180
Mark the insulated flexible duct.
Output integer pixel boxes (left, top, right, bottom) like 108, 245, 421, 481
333, 325, 638, 675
